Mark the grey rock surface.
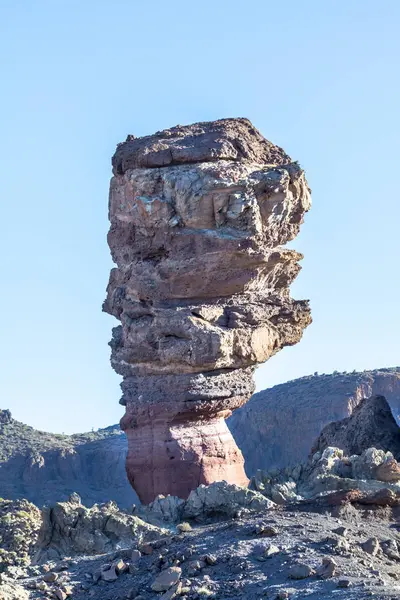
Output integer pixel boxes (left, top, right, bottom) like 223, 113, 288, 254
35, 498, 165, 563
0, 413, 137, 508
228, 367, 400, 475
13, 496, 400, 599
250, 445, 400, 505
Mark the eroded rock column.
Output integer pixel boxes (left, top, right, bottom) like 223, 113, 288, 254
104, 118, 311, 503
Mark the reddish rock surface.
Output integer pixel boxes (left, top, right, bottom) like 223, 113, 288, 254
104, 118, 311, 503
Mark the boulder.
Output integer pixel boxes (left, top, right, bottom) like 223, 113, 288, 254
182, 481, 275, 519
34, 497, 166, 563
151, 566, 181, 592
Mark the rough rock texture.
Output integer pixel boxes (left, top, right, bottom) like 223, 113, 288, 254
311, 394, 400, 459
228, 367, 400, 475
104, 118, 311, 503
0, 580, 29, 600
0, 499, 41, 574
249, 446, 400, 506
0, 413, 137, 508
35, 497, 165, 564
140, 481, 275, 524
11, 494, 400, 599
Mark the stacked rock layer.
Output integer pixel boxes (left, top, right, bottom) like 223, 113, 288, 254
104, 118, 312, 503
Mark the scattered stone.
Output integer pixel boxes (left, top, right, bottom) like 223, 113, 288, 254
101, 566, 118, 582
265, 544, 280, 558
361, 537, 381, 556
333, 538, 351, 554
177, 522, 192, 533
35, 581, 48, 591
131, 549, 141, 563
151, 566, 182, 592
139, 543, 154, 555
381, 539, 400, 560
275, 590, 291, 599
187, 560, 206, 575
204, 554, 217, 566
254, 543, 280, 561
43, 571, 58, 583
332, 526, 348, 536
338, 579, 351, 588
113, 558, 128, 574
160, 582, 182, 600
288, 562, 315, 579
254, 522, 279, 537
316, 557, 337, 579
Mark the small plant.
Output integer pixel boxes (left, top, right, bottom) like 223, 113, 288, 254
180, 588, 191, 595
176, 521, 192, 533
196, 588, 215, 597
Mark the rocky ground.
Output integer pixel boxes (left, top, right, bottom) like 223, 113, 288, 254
2, 453, 400, 600
2, 497, 400, 600
2, 388, 400, 599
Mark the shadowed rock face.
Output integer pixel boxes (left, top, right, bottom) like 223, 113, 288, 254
311, 395, 400, 459
228, 367, 400, 475
104, 118, 311, 503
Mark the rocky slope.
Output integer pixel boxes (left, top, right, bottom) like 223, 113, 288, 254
228, 367, 400, 476
2, 473, 400, 600
0, 411, 137, 508
104, 117, 311, 502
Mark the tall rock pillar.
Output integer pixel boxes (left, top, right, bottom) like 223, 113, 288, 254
104, 118, 311, 503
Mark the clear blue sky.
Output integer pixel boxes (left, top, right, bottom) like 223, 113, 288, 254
1, 1, 399, 433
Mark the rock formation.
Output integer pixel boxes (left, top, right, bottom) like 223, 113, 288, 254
228, 367, 400, 475
36, 496, 164, 564
104, 118, 311, 503
249, 445, 400, 507
311, 394, 400, 459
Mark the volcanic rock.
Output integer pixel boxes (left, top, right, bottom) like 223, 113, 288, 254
249, 445, 400, 506
0, 499, 41, 573
151, 566, 181, 592
35, 498, 166, 563
0, 413, 136, 508
139, 480, 275, 524
104, 117, 311, 503
311, 394, 400, 459
228, 367, 400, 474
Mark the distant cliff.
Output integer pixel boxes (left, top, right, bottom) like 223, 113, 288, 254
228, 367, 400, 476
0, 411, 136, 507
3, 367, 400, 506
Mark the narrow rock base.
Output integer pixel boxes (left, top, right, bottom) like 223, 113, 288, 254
123, 416, 248, 503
